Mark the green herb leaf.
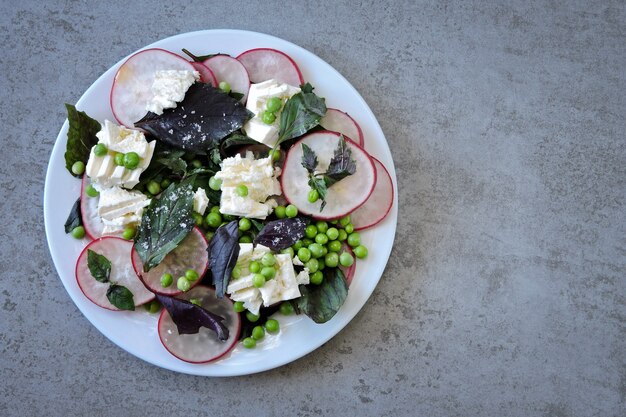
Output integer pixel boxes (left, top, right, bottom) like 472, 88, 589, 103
323, 135, 356, 186
135, 180, 195, 271
181, 48, 220, 62
308, 176, 328, 203
277, 86, 326, 146
301, 143, 318, 174
106, 284, 135, 311
64, 198, 82, 233
64, 104, 101, 177
294, 268, 348, 323
87, 250, 111, 283
220, 132, 260, 153
229, 92, 244, 101
156, 149, 187, 176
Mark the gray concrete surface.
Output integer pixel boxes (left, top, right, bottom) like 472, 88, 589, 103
1, 0, 624, 416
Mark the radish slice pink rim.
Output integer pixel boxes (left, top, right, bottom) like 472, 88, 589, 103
75, 237, 155, 311
351, 157, 395, 231
80, 175, 105, 240
158, 285, 241, 364
190, 61, 217, 86
320, 108, 365, 147
202, 55, 250, 103
280, 131, 377, 220
131, 226, 208, 296
236, 48, 304, 86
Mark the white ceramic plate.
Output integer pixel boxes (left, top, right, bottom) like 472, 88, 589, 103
44, 29, 397, 376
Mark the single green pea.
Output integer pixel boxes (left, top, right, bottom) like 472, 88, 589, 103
219, 81, 231, 93
325, 252, 339, 268
261, 253, 276, 267
123, 152, 140, 169
251, 325, 265, 340
292, 240, 303, 251
339, 252, 354, 267
147, 181, 161, 195
205, 212, 222, 228
246, 311, 260, 322
208, 176, 222, 191
315, 221, 329, 234
235, 184, 248, 197
160, 178, 171, 188
305, 224, 317, 239
205, 231, 214, 241
297, 247, 311, 262
233, 301, 246, 313
239, 235, 253, 243
94, 143, 108, 157
144, 299, 161, 314
239, 218, 251, 232
192, 212, 204, 226
231, 265, 241, 279
344, 223, 354, 234
160, 273, 173, 288
266, 97, 282, 112
185, 269, 199, 282
85, 184, 99, 197
252, 273, 266, 288
274, 205, 286, 219
301, 238, 313, 246
279, 302, 294, 315
339, 215, 351, 227
71, 161, 85, 176
338, 229, 348, 241
328, 240, 342, 252
326, 227, 339, 240
280, 247, 294, 258
307, 189, 319, 203
354, 245, 368, 258
347, 232, 361, 247
269, 149, 281, 162
122, 226, 136, 240
305, 258, 319, 273
285, 204, 298, 218
315, 233, 329, 245
321, 246, 328, 256
261, 266, 276, 280
265, 318, 280, 333
190, 159, 202, 169
177, 277, 191, 292
308, 243, 324, 258
249, 261, 261, 273
114, 153, 125, 166
71, 226, 85, 239
190, 298, 202, 306
318, 257, 325, 270
242, 337, 256, 349
210, 205, 221, 214
261, 111, 276, 124
310, 270, 324, 285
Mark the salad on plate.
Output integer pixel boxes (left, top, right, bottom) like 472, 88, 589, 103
60, 44, 395, 364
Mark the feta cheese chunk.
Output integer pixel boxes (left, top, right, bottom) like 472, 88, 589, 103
97, 186, 151, 235
146, 70, 200, 115
214, 152, 281, 219
193, 187, 209, 215
243, 79, 301, 147
226, 243, 305, 314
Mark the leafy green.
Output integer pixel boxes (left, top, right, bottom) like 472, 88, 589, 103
64, 198, 82, 233
301, 143, 318, 174
155, 294, 228, 339
207, 221, 239, 298
64, 104, 101, 177
220, 132, 260, 153
294, 268, 348, 323
253, 218, 308, 251
106, 285, 135, 311
181, 48, 220, 62
87, 250, 111, 283
134, 180, 195, 271
277, 84, 326, 146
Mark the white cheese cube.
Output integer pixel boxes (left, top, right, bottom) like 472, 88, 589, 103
193, 188, 209, 215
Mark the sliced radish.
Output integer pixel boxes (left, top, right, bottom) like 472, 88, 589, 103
131, 227, 208, 295
351, 157, 395, 230
110, 48, 197, 127
320, 108, 364, 147
158, 286, 241, 363
281, 131, 376, 220
339, 244, 356, 286
236, 48, 304, 86
202, 55, 250, 103
190, 61, 217, 86
75, 237, 154, 310
81, 175, 105, 240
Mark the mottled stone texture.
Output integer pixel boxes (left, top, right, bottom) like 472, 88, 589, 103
0, 1, 624, 416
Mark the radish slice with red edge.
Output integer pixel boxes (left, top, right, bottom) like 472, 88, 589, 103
80, 175, 105, 240
75, 237, 155, 310
351, 157, 395, 231
320, 108, 365, 147
236, 48, 304, 86
190, 61, 217, 86
281, 131, 376, 220
110, 48, 198, 128
339, 244, 356, 286
202, 55, 250, 103
158, 285, 241, 363
131, 227, 208, 295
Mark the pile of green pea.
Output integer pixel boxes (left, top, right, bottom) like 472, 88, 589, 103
259, 96, 283, 125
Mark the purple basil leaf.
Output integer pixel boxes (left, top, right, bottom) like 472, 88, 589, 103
253, 218, 308, 251
207, 221, 239, 298
155, 294, 228, 340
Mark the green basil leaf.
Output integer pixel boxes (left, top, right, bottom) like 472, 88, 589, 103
294, 268, 348, 323
277, 87, 326, 145
106, 284, 135, 311
64, 198, 82, 233
87, 250, 111, 283
181, 48, 221, 63
64, 104, 101, 177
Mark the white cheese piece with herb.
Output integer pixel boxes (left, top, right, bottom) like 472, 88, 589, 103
97, 186, 151, 235
243, 79, 301, 147
193, 187, 209, 215
146, 69, 200, 115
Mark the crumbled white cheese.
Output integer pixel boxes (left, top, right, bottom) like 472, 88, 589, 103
97, 186, 151, 235
243, 79, 301, 147
193, 187, 209, 215
146, 70, 199, 115
214, 152, 281, 219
